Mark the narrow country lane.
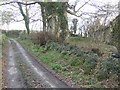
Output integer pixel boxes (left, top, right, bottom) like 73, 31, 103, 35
5, 40, 27, 88
5, 39, 70, 88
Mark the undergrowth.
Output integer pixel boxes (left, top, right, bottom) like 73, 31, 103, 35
17, 35, 119, 88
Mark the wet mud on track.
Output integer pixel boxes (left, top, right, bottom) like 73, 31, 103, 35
5, 39, 70, 88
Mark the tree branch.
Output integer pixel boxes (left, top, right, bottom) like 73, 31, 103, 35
67, 10, 82, 17
11, 19, 23, 22
31, 19, 43, 23
0, 1, 39, 6
75, 0, 91, 13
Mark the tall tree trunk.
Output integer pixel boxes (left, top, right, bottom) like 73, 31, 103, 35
58, 3, 69, 43
47, 16, 56, 34
25, 3, 30, 34
38, 2, 69, 42
40, 4, 47, 32
17, 2, 30, 34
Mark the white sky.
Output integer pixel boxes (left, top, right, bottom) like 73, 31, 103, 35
0, 0, 119, 30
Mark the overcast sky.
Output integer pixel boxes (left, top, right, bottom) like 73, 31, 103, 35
0, 0, 119, 31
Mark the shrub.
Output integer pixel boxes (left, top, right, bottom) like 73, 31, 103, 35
0, 34, 7, 46
45, 40, 99, 74
75, 49, 84, 57
30, 31, 55, 46
97, 57, 119, 80
82, 54, 97, 74
46, 41, 96, 58
20, 34, 31, 40
70, 58, 84, 66
64, 45, 75, 51
91, 48, 102, 56
46, 41, 58, 50
3, 30, 22, 38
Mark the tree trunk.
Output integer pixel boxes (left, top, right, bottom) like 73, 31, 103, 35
58, 4, 69, 43
47, 16, 56, 34
40, 4, 47, 32
17, 2, 30, 34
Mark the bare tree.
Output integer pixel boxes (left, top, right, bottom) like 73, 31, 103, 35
72, 18, 78, 34
1, 10, 14, 30
17, 2, 30, 34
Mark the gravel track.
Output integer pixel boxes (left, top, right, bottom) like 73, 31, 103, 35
5, 40, 26, 88
5, 39, 70, 88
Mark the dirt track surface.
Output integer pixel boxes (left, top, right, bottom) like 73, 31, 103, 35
5, 40, 26, 88
5, 39, 70, 88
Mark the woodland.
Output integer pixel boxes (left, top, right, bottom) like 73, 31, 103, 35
0, 0, 120, 88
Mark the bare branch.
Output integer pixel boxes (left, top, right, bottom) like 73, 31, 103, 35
30, 19, 42, 23
0, 1, 39, 6
67, 0, 91, 17
75, 0, 91, 13
0, 1, 16, 6
12, 19, 23, 22
67, 10, 82, 17
29, 11, 38, 19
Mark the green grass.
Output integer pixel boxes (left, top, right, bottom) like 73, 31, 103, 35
17, 37, 119, 88
0, 34, 7, 59
69, 37, 117, 53
68, 37, 117, 60
0, 34, 7, 44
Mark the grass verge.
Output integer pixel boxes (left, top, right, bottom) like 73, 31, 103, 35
17, 37, 119, 88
